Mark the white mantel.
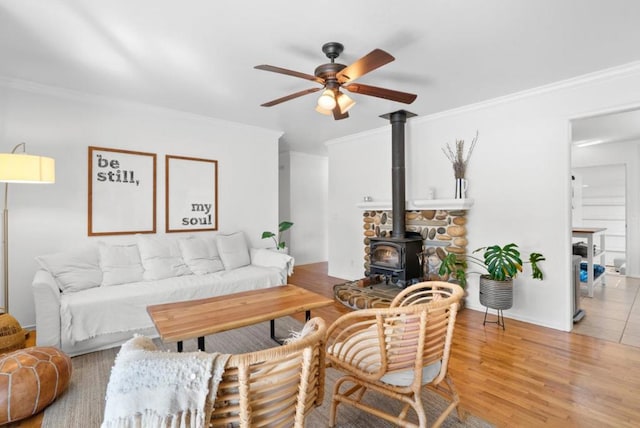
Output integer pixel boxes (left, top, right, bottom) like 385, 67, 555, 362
356, 198, 475, 211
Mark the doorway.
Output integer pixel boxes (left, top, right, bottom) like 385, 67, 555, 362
570, 109, 640, 347
571, 108, 640, 277
572, 163, 626, 268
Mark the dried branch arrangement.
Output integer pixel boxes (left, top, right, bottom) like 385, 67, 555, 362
442, 131, 479, 179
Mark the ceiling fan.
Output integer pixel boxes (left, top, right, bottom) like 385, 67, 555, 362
254, 42, 417, 120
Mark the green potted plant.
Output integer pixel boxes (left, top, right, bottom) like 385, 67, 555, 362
261, 221, 294, 251
439, 243, 545, 311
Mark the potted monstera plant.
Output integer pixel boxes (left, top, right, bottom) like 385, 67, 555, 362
439, 243, 545, 312
261, 221, 294, 252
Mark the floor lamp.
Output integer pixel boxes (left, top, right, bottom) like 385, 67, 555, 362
0, 143, 55, 317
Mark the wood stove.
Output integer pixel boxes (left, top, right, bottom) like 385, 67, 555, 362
367, 110, 423, 287
369, 234, 423, 286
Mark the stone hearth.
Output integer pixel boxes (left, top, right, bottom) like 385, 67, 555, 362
362, 209, 469, 281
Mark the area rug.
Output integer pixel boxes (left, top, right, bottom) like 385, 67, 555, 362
333, 278, 403, 309
42, 318, 493, 428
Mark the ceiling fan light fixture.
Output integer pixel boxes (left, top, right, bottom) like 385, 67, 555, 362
315, 105, 333, 115
317, 89, 336, 110
255, 42, 417, 120
336, 92, 355, 114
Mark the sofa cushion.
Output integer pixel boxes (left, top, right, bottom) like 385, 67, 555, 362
216, 232, 250, 270
136, 235, 192, 281
35, 246, 102, 294
178, 236, 224, 275
98, 242, 144, 286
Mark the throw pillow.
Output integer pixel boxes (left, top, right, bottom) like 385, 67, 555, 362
215, 232, 251, 270
178, 236, 224, 275
35, 246, 102, 294
136, 235, 192, 281
98, 242, 144, 286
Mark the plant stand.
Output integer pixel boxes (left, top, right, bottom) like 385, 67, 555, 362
479, 276, 513, 330
483, 307, 506, 330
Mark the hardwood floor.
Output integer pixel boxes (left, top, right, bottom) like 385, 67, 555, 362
292, 262, 640, 428
572, 273, 640, 347
18, 262, 640, 427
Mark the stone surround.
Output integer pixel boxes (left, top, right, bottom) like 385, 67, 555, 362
362, 209, 468, 280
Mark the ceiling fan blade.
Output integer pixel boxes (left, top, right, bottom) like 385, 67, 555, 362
336, 49, 395, 83
344, 83, 417, 104
332, 105, 349, 120
260, 87, 321, 107
255, 65, 324, 84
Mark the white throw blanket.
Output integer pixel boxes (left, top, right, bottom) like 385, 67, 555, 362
61, 266, 284, 344
101, 335, 230, 428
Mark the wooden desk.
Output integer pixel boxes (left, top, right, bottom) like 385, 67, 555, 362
147, 284, 333, 351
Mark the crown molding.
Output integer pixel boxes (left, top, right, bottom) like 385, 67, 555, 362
324, 123, 390, 147
286, 151, 329, 161
413, 61, 640, 125
0, 75, 284, 139
325, 60, 640, 147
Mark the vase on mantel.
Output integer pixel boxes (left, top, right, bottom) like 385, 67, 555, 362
454, 178, 468, 199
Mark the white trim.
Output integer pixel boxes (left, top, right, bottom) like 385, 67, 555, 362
356, 198, 474, 211
325, 60, 640, 147
414, 61, 640, 125
288, 151, 328, 161
325, 124, 390, 147
410, 198, 475, 210
0, 75, 284, 139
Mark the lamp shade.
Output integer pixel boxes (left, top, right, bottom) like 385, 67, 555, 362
317, 89, 336, 110
336, 92, 356, 113
0, 154, 55, 183
315, 105, 333, 115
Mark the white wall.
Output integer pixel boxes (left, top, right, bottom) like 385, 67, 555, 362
278, 152, 291, 224
281, 151, 328, 265
327, 62, 640, 332
0, 78, 282, 328
572, 140, 640, 276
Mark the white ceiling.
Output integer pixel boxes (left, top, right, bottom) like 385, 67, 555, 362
2, 1, 640, 155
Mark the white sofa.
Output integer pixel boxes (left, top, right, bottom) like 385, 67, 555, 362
32, 232, 294, 356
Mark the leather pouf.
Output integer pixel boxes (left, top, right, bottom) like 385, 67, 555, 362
0, 347, 72, 425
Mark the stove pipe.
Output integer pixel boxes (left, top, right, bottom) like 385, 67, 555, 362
380, 110, 417, 239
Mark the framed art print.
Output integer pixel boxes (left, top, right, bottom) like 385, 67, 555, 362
88, 146, 157, 236
165, 155, 218, 233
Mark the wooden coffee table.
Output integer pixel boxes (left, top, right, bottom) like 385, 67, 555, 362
147, 284, 333, 351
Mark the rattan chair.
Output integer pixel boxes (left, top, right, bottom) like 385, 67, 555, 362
325, 281, 465, 428
210, 317, 326, 427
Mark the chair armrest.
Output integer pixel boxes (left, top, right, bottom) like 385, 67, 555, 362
32, 269, 62, 347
